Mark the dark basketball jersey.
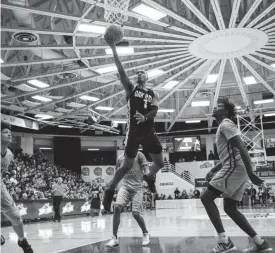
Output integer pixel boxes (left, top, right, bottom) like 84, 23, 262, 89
126, 85, 155, 135
91, 185, 100, 200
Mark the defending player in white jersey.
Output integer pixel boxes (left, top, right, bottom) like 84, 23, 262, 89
106, 151, 150, 247
1, 122, 33, 252
200, 99, 272, 253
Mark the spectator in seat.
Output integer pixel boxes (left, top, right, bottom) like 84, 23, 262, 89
174, 187, 180, 199
193, 188, 201, 199
250, 185, 257, 207
181, 190, 189, 199
167, 195, 173, 200
208, 150, 216, 160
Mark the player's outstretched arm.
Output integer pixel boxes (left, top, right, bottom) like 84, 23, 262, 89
108, 43, 134, 97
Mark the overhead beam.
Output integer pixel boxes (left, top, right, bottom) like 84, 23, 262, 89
209, 59, 226, 130
210, 0, 226, 30
228, 0, 241, 28
246, 2, 275, 28
142, 0, 208, 34
238, 0, 263, 28
167, 60, 219, 131
181, 0, 216, 32
10, 51, 185, 82
1, 44, 186, 51
229, 58, 249, 107
1, 3, 82, 20
22, 55, 193, 113
238, 57, 275, 96
245, 55, 275, 73
2, 48, 187, 67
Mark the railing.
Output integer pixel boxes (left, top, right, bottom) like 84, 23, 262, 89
163, 160, 195, 185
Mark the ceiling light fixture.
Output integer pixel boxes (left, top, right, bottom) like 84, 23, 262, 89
39, 147, 52, 150
206, 74, 218, 83
253, 99, 274, 105
158, 109, 175, 113
162, 80, 179, 90
79, 95, 99, 101
58, 125, 73, 128
88, 148, 99, 151
147, 69, 165, 78
132, 3, 166, 20
243, 76, 256, 85
105, 47, 134, 55
32, 95, 52, 102
28, 79, 49, 88
0, 58, 4, 64
185, 120, 201, 123
112, 120, 127, 124
191, 101, 210, 107
35, 114, 54, 120
95, 106, 114, 111
77, 24, 106, 34
264, 112, 275, 117
95, 65, 117, 74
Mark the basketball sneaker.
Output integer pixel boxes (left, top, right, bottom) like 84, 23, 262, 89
106, 236, 119, 247
243, 239, 273, 253
18, 238, 33, 253
103, 189, 114, 211
208, 237, 236, 253
143, 175, 156, 193
1, 235, 5, 245
142, 233, 150, 246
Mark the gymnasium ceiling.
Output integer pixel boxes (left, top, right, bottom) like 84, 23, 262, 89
1, 0, 275, 133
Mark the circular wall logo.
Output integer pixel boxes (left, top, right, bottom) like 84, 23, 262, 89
94, 167, 102, 176
106, 167, 114, 176
81, 167, 90, 176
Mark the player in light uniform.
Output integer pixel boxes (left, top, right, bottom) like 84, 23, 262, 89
106, 151, 150, 247
1, 122, 33, 252
200, 99, 272, 253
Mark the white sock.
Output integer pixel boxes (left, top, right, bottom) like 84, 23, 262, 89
252, 235, 264, 245
18, 237, 24, 241
218, 232, 228, 243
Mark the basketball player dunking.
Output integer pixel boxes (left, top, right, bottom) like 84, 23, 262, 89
1, 122, 33, 253
106, 151, 150, 247
103, 32, 164, 211
200, 99, 272, 253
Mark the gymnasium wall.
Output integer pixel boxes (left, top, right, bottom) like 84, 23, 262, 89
155, 171, 194, 196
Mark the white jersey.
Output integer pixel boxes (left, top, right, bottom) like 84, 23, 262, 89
116, 151, 147, 191
216, 118, 243, 166
1, 148, 13, 177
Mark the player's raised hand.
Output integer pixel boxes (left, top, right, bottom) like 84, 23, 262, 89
249, 173, 264, 186
134, 112, 145, 124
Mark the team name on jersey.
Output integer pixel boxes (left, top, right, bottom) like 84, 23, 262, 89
134, 91, 152, 102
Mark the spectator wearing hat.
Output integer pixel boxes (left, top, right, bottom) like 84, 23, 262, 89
51, 177, 68, 222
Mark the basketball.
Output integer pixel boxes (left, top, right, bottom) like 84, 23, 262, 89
104, 24, 124, 45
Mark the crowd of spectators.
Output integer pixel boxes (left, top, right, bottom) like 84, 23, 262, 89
239, 182, 275, 207
2, 149, 94, 201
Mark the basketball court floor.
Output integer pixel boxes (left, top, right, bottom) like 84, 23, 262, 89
1, 207, 275, 253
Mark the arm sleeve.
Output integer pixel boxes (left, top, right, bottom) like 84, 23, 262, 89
220, 120, 240, 141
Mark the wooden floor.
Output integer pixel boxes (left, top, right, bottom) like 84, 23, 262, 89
1, 207, 275, 253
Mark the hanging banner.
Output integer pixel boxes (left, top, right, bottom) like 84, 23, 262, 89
195, 178, 209, 187
81, 165, 115, 184
198, 161, 215, 169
